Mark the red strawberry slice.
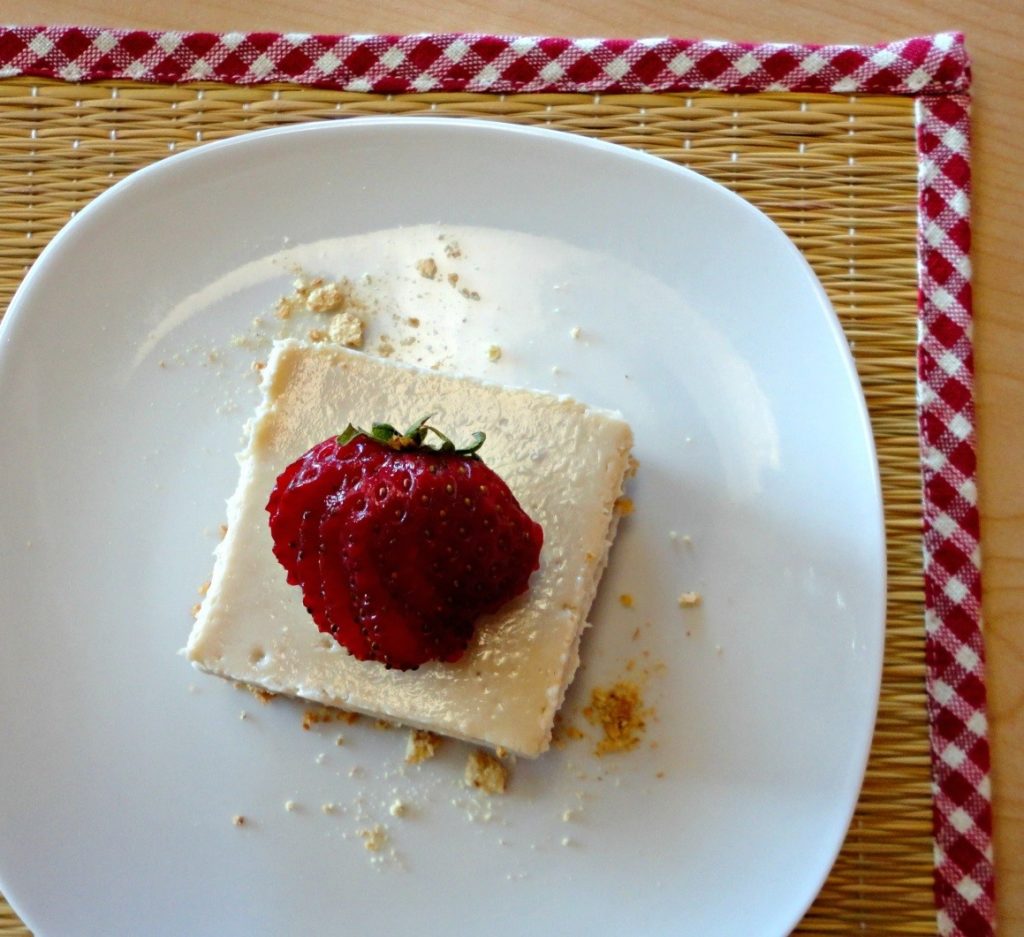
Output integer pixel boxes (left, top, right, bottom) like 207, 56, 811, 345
268, 438, 338, 578
267, 416, 543, 670
267, 437, 354, 627
315, 447, 390, 663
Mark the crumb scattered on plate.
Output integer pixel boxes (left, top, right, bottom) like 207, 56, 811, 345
359, 824, 389, 852
405, 729, 441, 764
302, 705, 358, 730
465, 750, 509, 795
327, 310, 365, 348
584, 681, 649, 756
236, 682, 276, 704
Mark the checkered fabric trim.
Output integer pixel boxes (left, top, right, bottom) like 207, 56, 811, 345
0, 27, 969, 94
0, 26, 990, 935
916, 92, 993, 937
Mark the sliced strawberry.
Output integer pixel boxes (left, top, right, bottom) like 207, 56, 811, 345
267, 437, 340, 580
267, 418, 543, 671
268, 437, 355, 627
317, 485, 376, 663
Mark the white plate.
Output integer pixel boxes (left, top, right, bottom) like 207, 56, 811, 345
0, 118, 885, 936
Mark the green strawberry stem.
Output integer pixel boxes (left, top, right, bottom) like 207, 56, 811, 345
338, 414, 486, 458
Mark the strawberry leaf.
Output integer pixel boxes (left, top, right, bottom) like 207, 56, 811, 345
337, 417, 486, 458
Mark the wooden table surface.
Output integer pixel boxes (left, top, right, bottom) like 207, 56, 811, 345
5, 0, 1022, 932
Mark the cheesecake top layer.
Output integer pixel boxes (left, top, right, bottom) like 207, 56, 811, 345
186, 339, 633, 756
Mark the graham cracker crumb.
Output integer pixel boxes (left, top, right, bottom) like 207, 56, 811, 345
251, 360, 266, 372
465, 750, 508, 795
321, 802, 336, 815
405, 729, 440, 764
614, 496, 635, 516
359, 824, 389, 852
619, 594, 634, 608
236, 683, 276, 704
307, 328, 328, 343
232, 815, 245, 827
197, 580, 211, 596
190, 602, 202, 618
291, 275, 322, 299
447, 272, 459, 286
407, 316, 421, 327
373, 719, 394, 731
327, 310, 365, 348
584, 681, 649, 756
678, 591, 702, 608
460, 287, 481, 301
377, 337, 395, 358
551, 714, 585, 748
487, 344, 502, 362
274, 296, 300, 320
444, 241, 462, 258
306, 280, 349, 314
302, 705, 357, 730
416, 257, 438, 279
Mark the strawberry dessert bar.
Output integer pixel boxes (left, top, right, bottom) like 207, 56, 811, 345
186, 339, 633, 757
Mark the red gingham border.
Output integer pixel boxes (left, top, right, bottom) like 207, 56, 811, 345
916, 91, 993, 936
0, 27, 991, 936
0, 27, 969, 94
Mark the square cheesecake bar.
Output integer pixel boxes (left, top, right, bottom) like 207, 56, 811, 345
186, 339, 634, 757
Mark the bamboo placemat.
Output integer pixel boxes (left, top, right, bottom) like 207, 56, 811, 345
0, 79, 930, 935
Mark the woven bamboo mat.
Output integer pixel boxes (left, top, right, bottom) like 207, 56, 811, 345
0, 79, 931, 935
